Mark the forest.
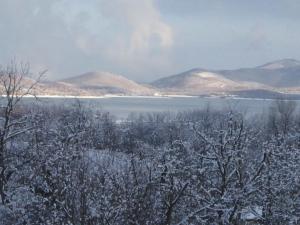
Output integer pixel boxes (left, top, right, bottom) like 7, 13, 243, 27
0, 63, 299, 225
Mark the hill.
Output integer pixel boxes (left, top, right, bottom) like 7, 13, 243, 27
151, 69, 270, 95
151, 59, 300, 96
56, 71, 155, 96
220, 59, 300, 88
9, 59, 300, 98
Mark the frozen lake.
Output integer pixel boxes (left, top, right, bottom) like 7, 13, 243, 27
29, 96, 300, 119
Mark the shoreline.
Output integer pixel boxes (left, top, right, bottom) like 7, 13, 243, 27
14, 94, 300, 101
21, 94, 198, 99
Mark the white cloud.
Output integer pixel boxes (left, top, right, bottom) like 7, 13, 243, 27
117, 0, 173, 52
53, 0, 173, 65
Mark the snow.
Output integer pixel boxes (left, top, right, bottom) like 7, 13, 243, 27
241, 206, 263, 221
194, 72, 219, 78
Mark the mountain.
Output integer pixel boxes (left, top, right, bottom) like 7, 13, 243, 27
219, 59, 300, 88
151, 69, 270, 95
14, 58, 300, 98
37, 81, 90, 96
57, 71, 155, 96
257, 58, 300, 70
151, 59, 300, 96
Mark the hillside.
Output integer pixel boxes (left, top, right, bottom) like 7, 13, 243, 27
219, 59, 300, 88
151, 59, 300, 96
16, 71, 155, 97
9, 59, 300, 98
151, 69, 270, 95
51, 71, 155, 96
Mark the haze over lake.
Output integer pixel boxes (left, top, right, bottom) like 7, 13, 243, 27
30, 96, 298, 119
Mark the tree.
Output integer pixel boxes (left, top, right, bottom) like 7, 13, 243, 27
0, 60, 44, 204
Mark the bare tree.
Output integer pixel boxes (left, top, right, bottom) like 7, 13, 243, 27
0, 60, 44, 204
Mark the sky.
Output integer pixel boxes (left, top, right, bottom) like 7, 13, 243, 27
0, 0, 300, 82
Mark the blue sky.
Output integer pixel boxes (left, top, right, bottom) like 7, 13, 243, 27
0, 0, 299, 81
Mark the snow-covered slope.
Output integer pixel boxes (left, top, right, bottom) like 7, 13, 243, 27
59, 71, 155, 96
10, 58, 300, 97
151, 69, 269, 95
220, 59, 300, 88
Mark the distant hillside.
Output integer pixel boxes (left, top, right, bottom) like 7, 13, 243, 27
11, 58, 300, 98
37, 81, 90, 96
151, 59, 300, 96
151, 69, 270, 95
220, 59, 300, 88
58, 71, 155, 96
257, 58, 300, 70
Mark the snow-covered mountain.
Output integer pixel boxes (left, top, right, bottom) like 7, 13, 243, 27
220, 59, 300, 88
59, 71, 155, 95
151, 69, 269, 95
257, 58, 300, 70
36, 71, 155, 96
151, 59, 300, 96
16, 58, 300, 98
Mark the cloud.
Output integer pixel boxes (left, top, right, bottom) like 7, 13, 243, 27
116, 0, 173, 52
106, 0, 174, 73
54, 0, 173, 64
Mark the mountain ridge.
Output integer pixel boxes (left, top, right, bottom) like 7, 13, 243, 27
151, 59, 300, 96
39, 71, 155, 96
256, 58, 300, 70
24, 58, 300, 98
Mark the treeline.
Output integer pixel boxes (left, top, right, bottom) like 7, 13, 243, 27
0, 63, 299, 225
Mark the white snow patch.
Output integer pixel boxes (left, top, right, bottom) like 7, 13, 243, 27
193, 72, 218, 78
